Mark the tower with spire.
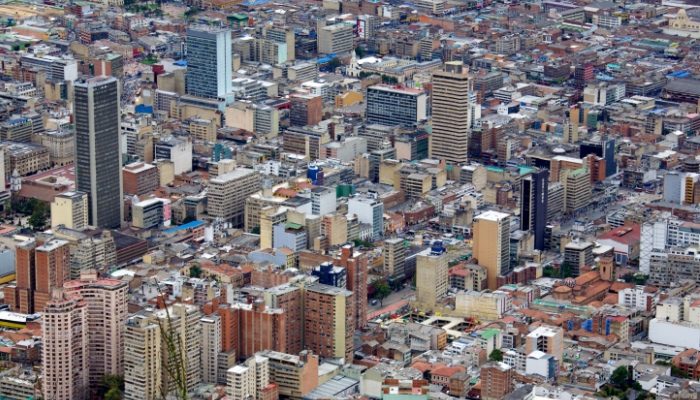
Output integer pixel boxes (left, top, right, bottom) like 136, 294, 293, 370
347, 49, 362, 77
10, 169, 20, 192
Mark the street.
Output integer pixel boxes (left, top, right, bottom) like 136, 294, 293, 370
368, 286, 413, 314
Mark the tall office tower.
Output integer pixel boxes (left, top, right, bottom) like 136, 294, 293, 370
33, 238, 71, 314
41, 289, 89, 400
431, 61, 476, 165
366, 85, 428, 127
186, 27, 233, 99
415, 241, 448, 308
480, 362, 513, 400
208, 168, 261, 228
74, 77, 123, 229
63, 270, 129, 391
125, 313, 161, 400
4, 239, 36, 313
336, 245, 368, 329
384, 238, 406, 279
562, 168, 591, 212
50, 191, 89, 230
304, 283, 354, 362
473, 211, 511, 291
155, 304, 202, 394
201, 313, 222, 385
520, 169, 549, 251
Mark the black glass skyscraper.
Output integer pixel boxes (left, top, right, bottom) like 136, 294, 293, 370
74, 77, 123, 229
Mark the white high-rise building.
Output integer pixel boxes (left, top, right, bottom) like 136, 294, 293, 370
201, 313, 222, 385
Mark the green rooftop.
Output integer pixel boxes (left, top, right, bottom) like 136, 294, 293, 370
481, 329, 500, 340
570, 167, 589, 176
286, 222, 302, 230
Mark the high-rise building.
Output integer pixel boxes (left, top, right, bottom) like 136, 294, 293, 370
5, 239, 36, 313
473, 211, 511, 291
262, 284, 303, 355
415, 242, 448, 308
579, 137, 616, 177
41, 289, 89, 400
366, 85, 428, 127
336, 245, 368, 330
74, 77, 123, 229
208, 168, 261, 228
201, 313, 222, 385
304, 283, 354, 361
50, 191, 89, 230
227, 355, 278, 400
562, 168, 591, 212
384, 238, 406, 279
520, 169, 549, 251
63, 270, 128, 391
34, 238, 71, 313
317, 23, 353, 54
431, 61, 477, 165
312, 262, 347, 288
480, 362, 513, 400
185, 27, 233, 99
154, 304, 202, 394
125, 313, 161, 400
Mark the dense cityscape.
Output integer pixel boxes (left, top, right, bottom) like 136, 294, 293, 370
0, 0, 698, 398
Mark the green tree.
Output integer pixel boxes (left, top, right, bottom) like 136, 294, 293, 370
632, 381, 643, 391
559, 262, 573, 278
327, 57, 342, 70
98, 374, 124, 399
27, 208, 46, 232
489, 349, 503, 362
372, 278, 392, 307
354, 46, 365, 58
611, 365, 630, 389
189, 264, 202, 278
251, 226, 261, 234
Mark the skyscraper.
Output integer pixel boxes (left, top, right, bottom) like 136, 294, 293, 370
186, 26, 233, 99
473, 211, 511, 291
63, 270, 129, 391
415, 242, 448, 308
125, 313, 161, 400
520, 169, 549, 251
74, 77, 123, 229
33, 238, 71, 313
41, 289, 89, 400
336, 245, 368, 330
431, 61, 477, 165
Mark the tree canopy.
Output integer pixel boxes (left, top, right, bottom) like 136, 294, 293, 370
372, 278, 392, 307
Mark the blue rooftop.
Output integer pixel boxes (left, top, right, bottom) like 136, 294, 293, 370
163, 220, 204, 234
173, 60, 187, 66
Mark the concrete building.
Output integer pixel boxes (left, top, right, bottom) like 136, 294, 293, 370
473, 211, 511, 291
122, 162, 159, 196
322, 213, 348, 247
208, 168, 261, 228
289, 94, 322, 127
1, 141, 50, 176
335, 245, 369, 330
525, 326, 564, 362
304, 283, 354, 362
41, 290, 89, 400
125, 313, 161, 400
259, 350, 319, 399
366, 85, 428, 127
155, 135, 192, 176
227, 355, 276, 400
312, 262, 347, 288
33, 238, 71, 314
564, 239, 594, 276
431, 61, 477, 165
562, 168, 591, 212
74, 77, 123, 229
185, 27, 233, 99
132, 198, 171, 229
51, 191, 88, 230
154, 304, 202, 394
201, 313, 222, 385
384, 238, 406, 279
348, 194, 384, 239
454, 290, 512, 320
318, 23, 353, 54
62, 270, 129, 391
34, 128, 74, 166
415, 242, 448, 308
480, 362, 513, 400
299, 186, 335, 216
